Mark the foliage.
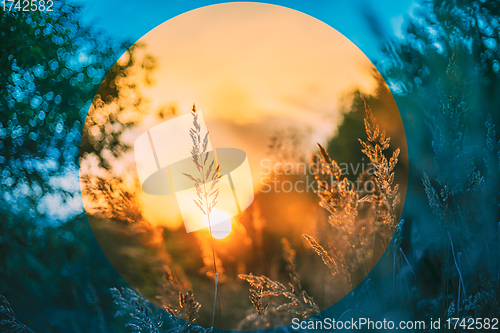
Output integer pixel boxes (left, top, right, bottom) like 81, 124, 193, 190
446, 280, 500, 322
0, 1, 155, 222
378, 0, 500, 326
81, 41, 156, 169
0, 2, 155, 332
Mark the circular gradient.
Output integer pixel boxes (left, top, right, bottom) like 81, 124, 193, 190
80, 3, 408, 330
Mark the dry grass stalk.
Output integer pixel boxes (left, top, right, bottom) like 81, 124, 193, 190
302, 234, 351, 293
304, 100, 401, 298
182, 104, 221, 219
182, 104, 222, 332
358, 99, 400, 231
249, 284, 269, 315
156, 268, 201, 324
239, 240, 319, 319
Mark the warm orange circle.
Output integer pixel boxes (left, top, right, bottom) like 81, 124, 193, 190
80, 3, 408, 330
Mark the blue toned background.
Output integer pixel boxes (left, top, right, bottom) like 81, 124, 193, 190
2, 0, 500, 332
80, 0, 416, 58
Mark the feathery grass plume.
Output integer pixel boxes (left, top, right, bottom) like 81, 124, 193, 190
280, 239, 319, 316
446, 279, 500, 322
177, 291, 201, 323
304, 100, 401, 301
162, 290, 202, 324
358, 99, 400, 234
182, 104, 221, 220
112, 287, 208, 333
281, 239, 300, 293
0, 295, 34, 333
156, 267, 201, 324
182, 104, 221, 332
302, 234, 350, 293
239, 240, 319, 320
249, 285, 270, 315
307, 145, 362, 290
422, 173, 445, 222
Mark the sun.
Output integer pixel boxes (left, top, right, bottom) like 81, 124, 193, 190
202, 209, 232, 239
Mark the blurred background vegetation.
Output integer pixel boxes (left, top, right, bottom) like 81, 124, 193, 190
1, 0, 500, 331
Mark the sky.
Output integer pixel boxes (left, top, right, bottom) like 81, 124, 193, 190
80, 0, 418, 61
137, 2, 378, 158
79, 1, 416, 229
126, 3, 377, 228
